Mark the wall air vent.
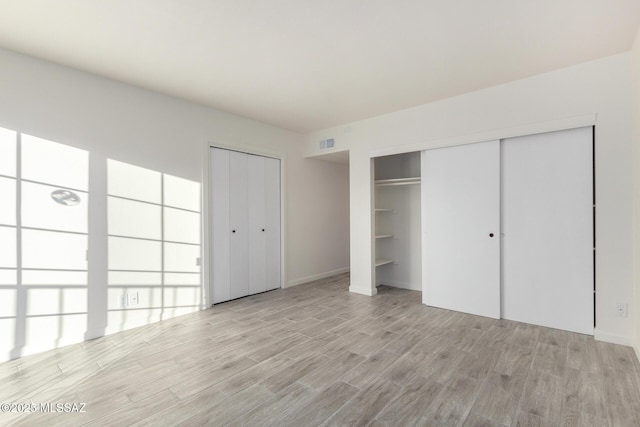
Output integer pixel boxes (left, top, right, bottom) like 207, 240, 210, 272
319, 138, 335, 150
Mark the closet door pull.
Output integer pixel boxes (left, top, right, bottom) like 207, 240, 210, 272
232, 230, 236, 233
489, 233, 494, 237
262, 229, 265, 232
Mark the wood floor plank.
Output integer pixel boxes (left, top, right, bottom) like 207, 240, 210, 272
214, 353, 293, 396
325, 377, 400, 426
463, 412, 508, 427
456, 345, 503, 381
562, 367, 607, 419
276, 381, 358, 427
469, 320, 516, 353
531, 342, 567, 378
422, 347, 468, 383
178, 384, 274, 426
470, 372, 525, 426
131, 383, 227, 426
299, 316, 348, 337
560, 409, 608, 427
169, 356, 257, 399
299, 350, 365, 389
230, 382, 315, 427
566, 340, 600, 373
380, 349, 432, 386
1, 273, 639, 427
511, 410, 554, 427
344, 330, 400, 357
375, 376, 443, 426
381, 327, 427, 355
262, 352, 330, 393
343, 350, 400, 388
494, 343, 536, 378
605, 403, 640, 427
419, 374, 482, 426
281, 331, 339, 360
86, 388, 179, 427
519, 369, 563, 421
244, 333, 310, 362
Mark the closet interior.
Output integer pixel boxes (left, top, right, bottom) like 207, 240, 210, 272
373, 152, 422, 291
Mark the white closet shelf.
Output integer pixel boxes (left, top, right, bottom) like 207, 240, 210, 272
375, 177, 421, 187
375, 258, 394, 267
375, 234, 393, 239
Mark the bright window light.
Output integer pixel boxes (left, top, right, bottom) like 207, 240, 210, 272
26, 288, 87, 316
21, 181, 87, 233
164, 242, 200, 273
108, 197, 161, 240
0, 127, 17, 177
0, 227, 17, 268
164, 207, 200, 244
21, 134, 88, 191
22, 229, 87, 270
108, 236, 161, 271
164, 174, 201, 212
0, 177, 16, 226
22, 270, 87, 286
108, 271, 162, 286
107, 159, 161, 204
106, 159, 202, 333
0, 289, 17, 317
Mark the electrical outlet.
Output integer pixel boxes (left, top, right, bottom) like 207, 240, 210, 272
119, 292, 140, 308
615, 303, 628, 318
128, 292, 139, 306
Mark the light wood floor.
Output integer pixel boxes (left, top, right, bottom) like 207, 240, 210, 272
2, 273, 640, 426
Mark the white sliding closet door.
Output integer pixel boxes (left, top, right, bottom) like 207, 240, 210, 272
264, 157, 281, 291
210, 148, 231, 304
229, 151, 249, 300
422, 140, 501, 318
502, 127, 593, 335
248, 155, 267, 295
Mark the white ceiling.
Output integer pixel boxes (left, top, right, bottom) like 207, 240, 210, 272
0, 1, 639, 133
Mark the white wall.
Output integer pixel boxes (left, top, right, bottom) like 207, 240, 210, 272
632, 26, 640, 359
0, 47, 350, 361
306, 53, 634, 345
286, 156, 350, 286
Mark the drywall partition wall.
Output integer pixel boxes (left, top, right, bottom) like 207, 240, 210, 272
305, 53, 634, 345
286, 156, 350, 287
632, 26, 640, 360
0, 48, 349, 361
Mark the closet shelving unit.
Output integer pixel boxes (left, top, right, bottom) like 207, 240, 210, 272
375, 258, 395, 267
374, 206, 395, 267
374, 177, 421, 187
374, 200, 396, 268
374, 152, 422, 290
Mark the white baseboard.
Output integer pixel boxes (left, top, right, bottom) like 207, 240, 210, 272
285, 267, 350, 288
376, 279, 421, 291
594, 329, 633, 346
349, 285, 377, 296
